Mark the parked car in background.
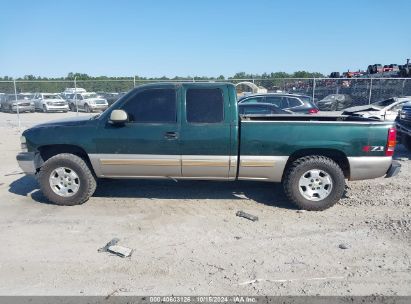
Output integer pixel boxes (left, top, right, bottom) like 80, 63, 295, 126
0, 93, 6, 111
96, 92, 126, 106
61, 88, 86, 100
1, 93, 35, 113
33, 93, 69, 113
67, 92, 108, 112
367, 64, 384, 74
238, 93, 319, 114
342, 97, 410, 121
239, 103, 292, 115
397, 101, 411, 151
316, 94, 353, 111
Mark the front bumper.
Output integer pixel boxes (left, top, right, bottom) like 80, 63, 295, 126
385, 161, 401, 178
45, 104, 69, 111
16, 152, 43, 175
12, 105, 34, 112
90, 104, 108, 111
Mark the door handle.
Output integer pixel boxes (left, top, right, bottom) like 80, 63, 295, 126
164, 131, 178, 140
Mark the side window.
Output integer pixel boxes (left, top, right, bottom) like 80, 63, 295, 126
186, 88, 224, 123
287, 97, 302, 108
265, 96, 283, 108
243, 106, 272, 115
240, 97, 262, 104
76, 94, 82, 100
121, 89, 176, 123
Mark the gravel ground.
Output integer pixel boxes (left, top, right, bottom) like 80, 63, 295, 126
0, 112, 410, 296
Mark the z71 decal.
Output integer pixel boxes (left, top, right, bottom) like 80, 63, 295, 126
362, 146, 385, 152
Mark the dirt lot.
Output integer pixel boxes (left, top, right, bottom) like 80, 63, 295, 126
0, 112, 410, 296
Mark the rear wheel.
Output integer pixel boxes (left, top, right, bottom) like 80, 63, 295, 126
283, 156, 345, 211
38, 153, 97, 206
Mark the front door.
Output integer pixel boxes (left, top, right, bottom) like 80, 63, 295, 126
179, 85, 233, 179
93, 86, 181, 178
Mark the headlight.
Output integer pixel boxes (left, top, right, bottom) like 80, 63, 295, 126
20, 136, 27, 152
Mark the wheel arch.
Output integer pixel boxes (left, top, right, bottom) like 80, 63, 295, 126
37, 144, 94, 173
283, 148, 350, 180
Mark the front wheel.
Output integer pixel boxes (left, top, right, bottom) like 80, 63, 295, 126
84, 104, 91, 113
37, 153, 97, 206
283, 156, 345, 211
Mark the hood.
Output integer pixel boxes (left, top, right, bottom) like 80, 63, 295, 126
27, 116, 95, 129
84, 98, 107, 103
343, 105, 381, 113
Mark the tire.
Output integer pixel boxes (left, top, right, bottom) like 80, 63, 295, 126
403, 135, 411, 152
37, 153, 97, 206
84, 104, 90, 113
42, 105, 47, 113
283, 156, 345, 211
69, 103, 75, 112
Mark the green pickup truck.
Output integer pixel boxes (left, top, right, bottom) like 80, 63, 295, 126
17, 83, 401, 210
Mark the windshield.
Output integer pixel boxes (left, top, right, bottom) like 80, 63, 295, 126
82, 93, 98, 99
17, 94, 33, 100
43, 94, 63, 100
372, 98, 395, 108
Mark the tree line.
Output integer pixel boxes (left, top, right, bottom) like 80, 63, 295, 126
0, 71, 325, 94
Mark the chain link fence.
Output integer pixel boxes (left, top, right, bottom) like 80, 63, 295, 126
1, 77, 411, 127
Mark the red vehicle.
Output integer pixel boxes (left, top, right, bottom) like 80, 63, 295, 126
367, 64, 383, 74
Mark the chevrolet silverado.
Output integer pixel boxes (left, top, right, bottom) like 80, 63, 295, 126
17, 83, 401, 210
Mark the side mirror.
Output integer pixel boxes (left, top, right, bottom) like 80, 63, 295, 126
109, 109, 128, 124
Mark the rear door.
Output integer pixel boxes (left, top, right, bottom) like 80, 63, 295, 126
180, 85, 233, 179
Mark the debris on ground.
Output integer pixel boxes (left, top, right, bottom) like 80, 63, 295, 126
107, 245, 133, 258
236, 211, 258, 222
98, 238, 120, 252
296, 210, 306, 213
339, 243, 350, 250
98, 238, 133, 258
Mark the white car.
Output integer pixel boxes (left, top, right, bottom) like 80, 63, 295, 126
67, 92, 108, 113
33, 93, 69, 112
342, 97, 411, 121
61, 88, 86, 100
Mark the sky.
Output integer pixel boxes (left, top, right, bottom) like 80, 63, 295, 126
0, 0, 410, 78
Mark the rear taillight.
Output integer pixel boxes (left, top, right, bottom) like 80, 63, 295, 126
308, 108, 319, 114
386, 127, 396, 156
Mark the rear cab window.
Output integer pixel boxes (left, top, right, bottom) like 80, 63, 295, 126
186, 88, 224, 123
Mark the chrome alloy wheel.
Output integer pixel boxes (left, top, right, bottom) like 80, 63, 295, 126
49, 167, 80, 197
298, 169, 333, 201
